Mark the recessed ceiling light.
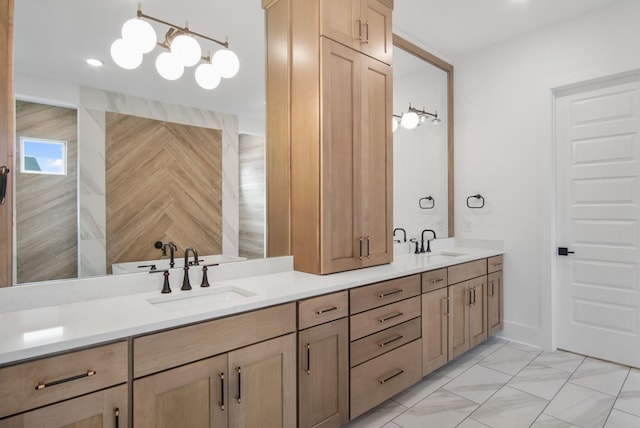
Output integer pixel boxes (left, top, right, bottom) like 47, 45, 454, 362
86, 58, 104, 67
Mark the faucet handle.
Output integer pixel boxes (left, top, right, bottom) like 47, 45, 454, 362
181, 266, 192, 291
150, 269, 171, 293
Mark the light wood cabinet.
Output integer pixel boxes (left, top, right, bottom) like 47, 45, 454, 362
0, 341, 127, 420
0, 384, 127, 428
348, 277, 421, 419
134, 355, 227, 428
227, 334, 297, 428
134, 334, 296, 428
320, 0, 393, 65
488, 270, 504, 336
422, 286, 448, 376
298, 319, 349, 428
133, 303, 296, 428
263, 0, 393, 274
448, 271, 488, 360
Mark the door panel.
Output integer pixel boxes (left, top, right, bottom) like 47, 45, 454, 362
555, 73, 640, 368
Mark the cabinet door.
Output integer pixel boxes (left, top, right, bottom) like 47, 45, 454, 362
360, 53, 393, 268
422, 287, 448, 376
298, 319, 349, 428
228, 334, 296, 428
448, 281, 470, 360
133, 354, 228, 428
0, 384, 127, 428
469, 275, 488, 348
320, 0, 361, 53
361, 0, 393, 64
487, 271, 504, 336
320, 38, 363, 273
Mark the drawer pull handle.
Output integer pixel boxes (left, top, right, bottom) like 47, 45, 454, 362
306, 343, 311, 374
491, 262, 502, 267
378, 289, 404, 298
35, 370, 96, 390
316, 306, 339, 315
378, 334, 403, 347
430, 278, 444, 284
219, 372, 225, 411
378, 312, 404, 323
379, 369, 404, 384
114, 407, 120, 428
236, 367, 242, 403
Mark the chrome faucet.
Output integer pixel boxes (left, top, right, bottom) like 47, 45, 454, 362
154, 241, 177, 268
393, 227, 407, 243
181, 247, 199, 291
420, 229, 437, 253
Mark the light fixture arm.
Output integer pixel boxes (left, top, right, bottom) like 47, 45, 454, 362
407, 104, 438, 120
136, 3, 229, 49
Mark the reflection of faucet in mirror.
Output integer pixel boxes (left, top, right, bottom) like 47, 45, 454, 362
154, 241, 178, 268
181, 247, 199, 291
393, 227, 407, 243
420, 229, 437, 253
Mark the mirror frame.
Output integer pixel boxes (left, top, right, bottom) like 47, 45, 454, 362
393, 34, 454, 238
0, 0, 13, 287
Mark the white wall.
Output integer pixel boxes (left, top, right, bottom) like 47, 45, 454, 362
454, 0, 640, 348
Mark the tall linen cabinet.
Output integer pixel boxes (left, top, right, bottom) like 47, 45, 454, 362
263, 0, 394, 274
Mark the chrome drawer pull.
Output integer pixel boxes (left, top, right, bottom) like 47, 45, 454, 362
430, 278, 444, 284
378, 334, 403, 347
378, 312, 404, 323
316, 306, 339, 315
378, 289, 404, 298
35, 370, 96, 390
379, 369, 404, 384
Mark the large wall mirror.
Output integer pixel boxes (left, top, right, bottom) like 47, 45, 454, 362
5, 2, 454, 286
393, 35, 454, 241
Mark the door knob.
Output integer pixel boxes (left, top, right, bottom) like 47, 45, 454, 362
557, 247, 575, 256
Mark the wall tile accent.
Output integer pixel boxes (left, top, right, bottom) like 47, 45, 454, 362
78, 87, 239, 277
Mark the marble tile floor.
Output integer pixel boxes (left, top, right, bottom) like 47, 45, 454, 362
345, 337, 640, 428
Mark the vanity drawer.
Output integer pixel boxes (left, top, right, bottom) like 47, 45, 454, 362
350, 317, 421, 367
422, 268, 448, 293
350, 339, 422, 419
298, 291, 348, 330
0, 341, 128, 419
350, 275, 421, 314
488, 255, 504, 273
134, 303, 296, 378
448, 259, 487, 285
350, 296, 421, 341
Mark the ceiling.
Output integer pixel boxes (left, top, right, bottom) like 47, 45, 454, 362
13, 0, 631, 134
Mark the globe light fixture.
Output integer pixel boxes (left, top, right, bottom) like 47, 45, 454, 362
400, 112, 419, 130
393, 104, 441, 131
392, 116, 399, 133
195, 63, 222, 89
111, 3, 239, 90
171, 34, 202, 67
121, 18, 157, 54
111, 38, 143, 70
213, 49, 240, 78
155, 52, 184, 80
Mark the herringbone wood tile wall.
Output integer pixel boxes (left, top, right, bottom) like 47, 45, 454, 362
106, 113, 222, 270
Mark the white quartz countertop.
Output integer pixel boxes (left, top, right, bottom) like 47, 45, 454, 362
0, 243, 503, 365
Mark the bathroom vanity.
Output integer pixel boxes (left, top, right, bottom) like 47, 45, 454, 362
0, 243, 503, 427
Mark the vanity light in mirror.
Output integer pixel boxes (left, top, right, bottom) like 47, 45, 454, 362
400, 111, 419, 130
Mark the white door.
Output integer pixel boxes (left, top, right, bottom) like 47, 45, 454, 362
555, 72, 640, 368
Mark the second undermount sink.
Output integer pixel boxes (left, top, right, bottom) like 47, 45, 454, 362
146, 286, 256, 312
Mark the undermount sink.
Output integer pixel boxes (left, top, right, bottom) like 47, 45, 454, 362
427, 250, 467, 259
147, 286, 256, 312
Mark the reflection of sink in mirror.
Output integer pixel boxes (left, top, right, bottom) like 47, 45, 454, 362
147, 286, 256, 312
112, 255, 246, 274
